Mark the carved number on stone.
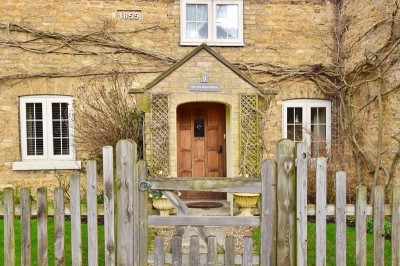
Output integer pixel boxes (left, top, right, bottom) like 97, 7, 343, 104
117, 11, 141, 21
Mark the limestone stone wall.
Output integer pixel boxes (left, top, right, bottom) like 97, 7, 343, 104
340, 0, 400, 188
0, 0, 333, 77
0, 77, 81, 195
9, 0, 398, 196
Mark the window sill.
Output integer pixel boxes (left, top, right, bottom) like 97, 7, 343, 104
12, 160, 82, 171
180, 41, 244, 47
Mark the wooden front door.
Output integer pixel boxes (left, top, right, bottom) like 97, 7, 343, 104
177, 102, 226, 199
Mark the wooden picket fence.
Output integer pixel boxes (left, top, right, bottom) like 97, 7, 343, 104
149, 235, 257, 265
0, 139, 399, 265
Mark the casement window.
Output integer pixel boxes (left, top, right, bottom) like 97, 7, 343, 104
180, 0, 244, 46
282, 99, 331, 158
12, 95, 81, 170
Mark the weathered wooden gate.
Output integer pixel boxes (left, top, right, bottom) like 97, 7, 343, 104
110, 139, 278, 265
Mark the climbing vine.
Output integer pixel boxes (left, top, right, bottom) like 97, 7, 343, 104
0, 22, 176, 82
0, 1, 399, 198
234, 0, 400, 195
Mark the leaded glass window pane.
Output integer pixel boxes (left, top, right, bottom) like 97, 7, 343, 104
216, 4, 238, 39
25, 103, 44, 155
286, 107, 303, 143
52, 102, 70, 155
186, 4, 208, 39
311, 107, 327, 157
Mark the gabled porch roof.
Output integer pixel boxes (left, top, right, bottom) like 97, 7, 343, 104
129, 43, 261, 93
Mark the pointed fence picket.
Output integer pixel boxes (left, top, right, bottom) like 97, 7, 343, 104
0, 139, 399, 265
21, 188, 31, 265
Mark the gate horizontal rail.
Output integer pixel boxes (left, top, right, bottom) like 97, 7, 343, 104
0, 203, 394, 216
148, 177, 262, 193
148, 216, 260, 226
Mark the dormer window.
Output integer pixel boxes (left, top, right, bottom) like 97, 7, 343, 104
180, 0, 244, 46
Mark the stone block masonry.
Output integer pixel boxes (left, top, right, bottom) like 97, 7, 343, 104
0, 0, 398, 194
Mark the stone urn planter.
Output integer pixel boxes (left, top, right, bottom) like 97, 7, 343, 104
232, 193, 260, 216
152, 197, 174, 216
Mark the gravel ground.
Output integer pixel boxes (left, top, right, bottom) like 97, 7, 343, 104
150, 225, 254, 254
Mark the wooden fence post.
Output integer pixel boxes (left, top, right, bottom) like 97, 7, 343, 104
171, 236, 182, 266
373, 186, 385, 266
392, 186, 400, 266
3, 188, 15, 266
103, 145, 115, 266
70, 173, 82, 266
138, 160, 149, 266
225, 236, 235, 266
276, 139, 296, 265
242, 237, 253, 266
356, 185, 367, 266
154, 236, 165, 266
21, 188, 31, 266
207, 236, 218, 266
87, 160, 98, 266
336, 172, 346, 266
54, 188, 65, 266
116, 139, 137, 265
133, 148, 140, 266
37, 187, 48, 266
260, 159, 276, 266
316, 158, 327, 266
190, 235, 200, 266
296, 143, 308, 266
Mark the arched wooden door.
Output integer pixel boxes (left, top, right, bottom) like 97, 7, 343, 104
177, 102, 226, 199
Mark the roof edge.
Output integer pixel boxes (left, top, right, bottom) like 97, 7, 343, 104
133, 44, 260, 92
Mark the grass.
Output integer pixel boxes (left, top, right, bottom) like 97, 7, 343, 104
252, 222, 392, 265
0, 218, 105, 265
0, 219, 392, 265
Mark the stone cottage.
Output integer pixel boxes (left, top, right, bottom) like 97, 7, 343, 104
0, 0, 399, 200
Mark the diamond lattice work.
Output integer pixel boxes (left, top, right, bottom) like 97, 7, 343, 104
240, 95, 261, 177
151, 94, 169, 177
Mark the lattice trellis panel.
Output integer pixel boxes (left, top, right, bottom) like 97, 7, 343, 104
151, 94, 169, 177
240, 94, 261, 177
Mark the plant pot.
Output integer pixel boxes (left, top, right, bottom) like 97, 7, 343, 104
152, 198, 174, 216
232, 193, 260, 216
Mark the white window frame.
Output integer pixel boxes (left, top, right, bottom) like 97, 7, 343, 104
282, 99, 331, 156
180, 0, 244, 46
13, 95, 81, 170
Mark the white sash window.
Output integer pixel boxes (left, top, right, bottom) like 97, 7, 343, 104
282, 99, 331, 158
13, 95, 80, 170
181, 0, 244, 46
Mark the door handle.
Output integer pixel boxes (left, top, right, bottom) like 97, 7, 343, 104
217, 145, 223, 154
